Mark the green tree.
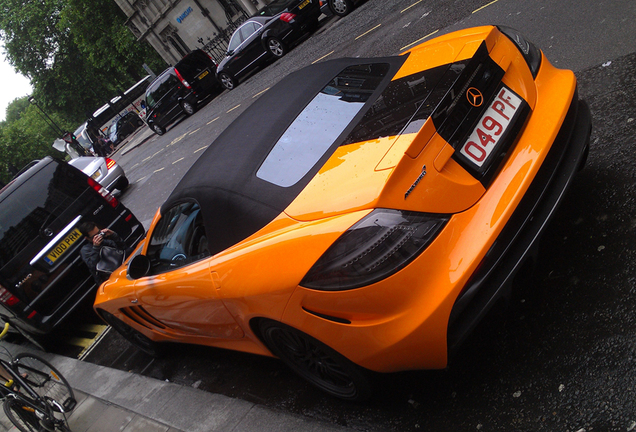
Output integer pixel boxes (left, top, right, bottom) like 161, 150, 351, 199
0, 0, 166, 179
0, 97, 70, 184
0, 0, 165, 123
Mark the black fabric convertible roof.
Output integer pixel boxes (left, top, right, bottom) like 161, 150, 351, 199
162, 55, 406, 255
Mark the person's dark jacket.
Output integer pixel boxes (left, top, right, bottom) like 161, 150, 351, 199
80, 232, 125, 283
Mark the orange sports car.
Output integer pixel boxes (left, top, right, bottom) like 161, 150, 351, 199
94, 25, 591, 401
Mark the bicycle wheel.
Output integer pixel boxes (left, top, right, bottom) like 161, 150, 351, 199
3, 398, 42, 432
12, 353, 75, 413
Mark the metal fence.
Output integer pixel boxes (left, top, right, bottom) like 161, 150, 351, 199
198, 16, 248, 63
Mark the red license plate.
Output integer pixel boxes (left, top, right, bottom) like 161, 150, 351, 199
460, 86, 523, 168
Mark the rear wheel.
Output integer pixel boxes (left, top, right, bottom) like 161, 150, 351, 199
151, 123, 165, 135
219, 72, 236, 91
258, 319, 372, 401
116, 176, 129, 191
98, 310, 164, 357
329, 0, 354, 16
180, 100, 196, 116
267, 37, 286, 58
3, 398, 40, 432
12, 353, 75, 413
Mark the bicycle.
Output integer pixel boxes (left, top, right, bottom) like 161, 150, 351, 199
0, 322, 76, 431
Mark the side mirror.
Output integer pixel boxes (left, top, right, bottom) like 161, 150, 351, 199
127, 254, 151, 279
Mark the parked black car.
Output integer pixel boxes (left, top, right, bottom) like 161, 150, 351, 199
145, 50, 221, 136
175, 49, 221, 98
216, 0, 321, 90
0, 157, 144, 349
108, 111, 144, 146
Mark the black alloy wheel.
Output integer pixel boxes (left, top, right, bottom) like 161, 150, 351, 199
98, 310, 164, 357
151, 123, 165, 136
219, 72, 236, 91
258, 319, 372, 401
181, 100, 196, 116
267, 37, 287, 58
329, 0, 353, 16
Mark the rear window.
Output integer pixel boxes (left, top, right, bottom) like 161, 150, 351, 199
146, 72, 180, 108
258, 0, 293, 16
0, 161, 88, 268
177, 51, 214, 77
256, 63, 390, 187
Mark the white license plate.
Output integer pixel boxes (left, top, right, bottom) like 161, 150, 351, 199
460, 86, 523, 168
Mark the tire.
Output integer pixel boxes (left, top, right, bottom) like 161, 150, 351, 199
258, 319, 372, 401
218, 72, 237, 91
98, 310, 165, 357
267, 37, 287, 58
151, 123, 165, 136
3, 398, 40, 432
180, 100, 196, 116
329, 0, 354, 16
12, 353, 76, 413
116, 176, 129, 191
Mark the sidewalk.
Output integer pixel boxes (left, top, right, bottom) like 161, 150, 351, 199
0, 342, 359, 432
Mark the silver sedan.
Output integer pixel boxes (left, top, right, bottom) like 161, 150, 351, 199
68, 157, 129, 195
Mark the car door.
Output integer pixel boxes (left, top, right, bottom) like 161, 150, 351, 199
226, 21, 266, 78
131, 202, 243, 338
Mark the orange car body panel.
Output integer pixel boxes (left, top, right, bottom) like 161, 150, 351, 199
95, 26, 578, 372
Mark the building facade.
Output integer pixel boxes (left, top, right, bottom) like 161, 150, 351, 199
115, 0, 274, 65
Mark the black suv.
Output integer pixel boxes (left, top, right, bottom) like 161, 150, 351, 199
0, 157, 144, 348
144, 50, 220, 136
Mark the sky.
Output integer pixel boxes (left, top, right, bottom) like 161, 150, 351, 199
0, 53, 33, 122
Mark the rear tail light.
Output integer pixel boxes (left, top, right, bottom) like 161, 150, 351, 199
174, 68, 191, 88
105, 158, 116, 170
280, 12, 296, 22
0, 285, 20, 307
88, 177, 119, 208
301, 209, 449, 291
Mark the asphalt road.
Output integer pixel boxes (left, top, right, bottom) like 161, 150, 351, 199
74, 0, 636, 431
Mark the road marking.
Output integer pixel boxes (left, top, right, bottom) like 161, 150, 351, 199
78, 326, 111, 361
171, 132, 188, 145
473, 0, 499, 13
173, 157, 185, 164
131, 163, 139, 169
253, 87, 270, 98
400, 29, 439, 51
153, 167, 165, 173
194, 146, 207, 153
355, 24, 382, 40
227, 104, 241, 113
312, 50, 335, 64
188, 128, 200, 136
401, 0, 423, 13
142, 149, 164, 162
207, 116, 220, 125
135, 176, 146, 183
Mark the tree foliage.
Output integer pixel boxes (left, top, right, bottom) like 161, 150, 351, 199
0, 96, 71, 184
0, 0, 167, 180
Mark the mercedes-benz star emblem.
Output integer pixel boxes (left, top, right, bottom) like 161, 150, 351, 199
466, 87, 484, 107
43, 228, 54, 237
